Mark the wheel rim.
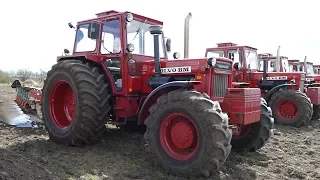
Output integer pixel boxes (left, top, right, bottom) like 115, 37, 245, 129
49, 80, 75, 128
160, 113, 199, 161
232, 124, 251, 140
276, 99, 299, 120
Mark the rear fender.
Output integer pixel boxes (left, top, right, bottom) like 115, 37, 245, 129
264, 84, 295, 103
57, 54, 100, 62
56, 55, 118, 93
138, 81, 200, 125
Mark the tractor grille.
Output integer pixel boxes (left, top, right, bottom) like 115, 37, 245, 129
213, 74, 228, 97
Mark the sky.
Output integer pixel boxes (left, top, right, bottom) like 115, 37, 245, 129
0, 0, 319, 72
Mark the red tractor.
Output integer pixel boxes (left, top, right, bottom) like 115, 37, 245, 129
10, 11, 273, 177
255, 54, 320, 120
205, 43, 316, 127
271, 58, 320, 120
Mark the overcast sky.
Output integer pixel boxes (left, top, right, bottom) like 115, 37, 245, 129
0, 0, 318, 72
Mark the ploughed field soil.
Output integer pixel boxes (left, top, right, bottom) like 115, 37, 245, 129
0, 84, 320, 180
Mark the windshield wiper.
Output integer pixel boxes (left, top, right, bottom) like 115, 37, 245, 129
133, 19, 147, 40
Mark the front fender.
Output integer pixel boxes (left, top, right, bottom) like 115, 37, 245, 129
264, 84, 294, 103
137, 81, 200, 125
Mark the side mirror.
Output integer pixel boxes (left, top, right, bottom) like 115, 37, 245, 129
165, 38, 171, 52
64, 49, 70, 55
68, 22, 75, 29
88, 22, 100, 40
233, 62, 239, 70
173, 52, 180, 59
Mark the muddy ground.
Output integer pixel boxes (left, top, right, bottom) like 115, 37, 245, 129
0, 84, 319, 180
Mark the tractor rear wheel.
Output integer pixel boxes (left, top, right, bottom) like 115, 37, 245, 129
41, 60, 111, 146
144, 89, 232, 177
269, 89, 312, 127
311, 105, 320, 120
231, 98, 274, 152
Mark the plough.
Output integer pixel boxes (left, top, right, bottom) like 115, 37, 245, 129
12, 80, 42, 113
0, 80, 42, 127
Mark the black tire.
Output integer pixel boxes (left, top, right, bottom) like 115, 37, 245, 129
269, 89, 312, 127
41, 60, 111, 146
231, 98, 274, 152
144, 89, 232, 177
311, 105, 320, 120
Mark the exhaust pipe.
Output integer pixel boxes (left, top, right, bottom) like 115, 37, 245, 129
149, 25, 163, 77
184, 12, 192, 59
304, 56, 307, 73
276, 46, 281, 72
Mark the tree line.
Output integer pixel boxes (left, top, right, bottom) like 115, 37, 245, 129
0, 69, 47, 84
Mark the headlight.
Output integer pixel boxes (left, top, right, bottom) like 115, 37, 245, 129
126, 43, 135, 52
207, 57, 217, 67
126, 13, 133, 22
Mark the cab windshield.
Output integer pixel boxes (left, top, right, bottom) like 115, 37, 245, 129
126, 19, 165, 57
298, 63, 314, 75
307, 64, 315, 75
206, 51, 224, 58
268, 59, 278, 72
245, 49, 259, 70
282, 57, 290, 72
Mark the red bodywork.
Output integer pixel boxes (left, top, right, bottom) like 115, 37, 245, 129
52, 11, 261, 127
205, 43, 304, 91
289, 59, 320, 83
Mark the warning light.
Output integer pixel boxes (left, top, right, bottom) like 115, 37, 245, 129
129, 88, 132, 92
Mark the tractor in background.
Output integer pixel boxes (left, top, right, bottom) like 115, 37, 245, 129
287, 59, 320, 85
8, 11, 274, 177
265, 57, 320, 120
256, 53, 320, 121
205, 43, 315, 127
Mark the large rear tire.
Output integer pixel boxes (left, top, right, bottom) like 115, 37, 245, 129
41, 60, 111, 146
144, 89, 232, 177
269, 89, 312, 127
231, 98, 274, 152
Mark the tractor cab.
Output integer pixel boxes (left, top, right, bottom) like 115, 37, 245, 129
287, 60, 320, 85
205, 42, 259, 72
258, 54, 290, 73
61, 10, 172, 93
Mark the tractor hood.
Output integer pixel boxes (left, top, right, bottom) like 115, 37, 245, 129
250, 71, 305, 81
305, 74, 320, 82
141, 57, 232, 75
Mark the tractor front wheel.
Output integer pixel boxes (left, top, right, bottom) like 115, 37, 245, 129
144, 89, 232, 177
41, 60, 112, 146
269, 89, 312, 127
231, 98, 274, 152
